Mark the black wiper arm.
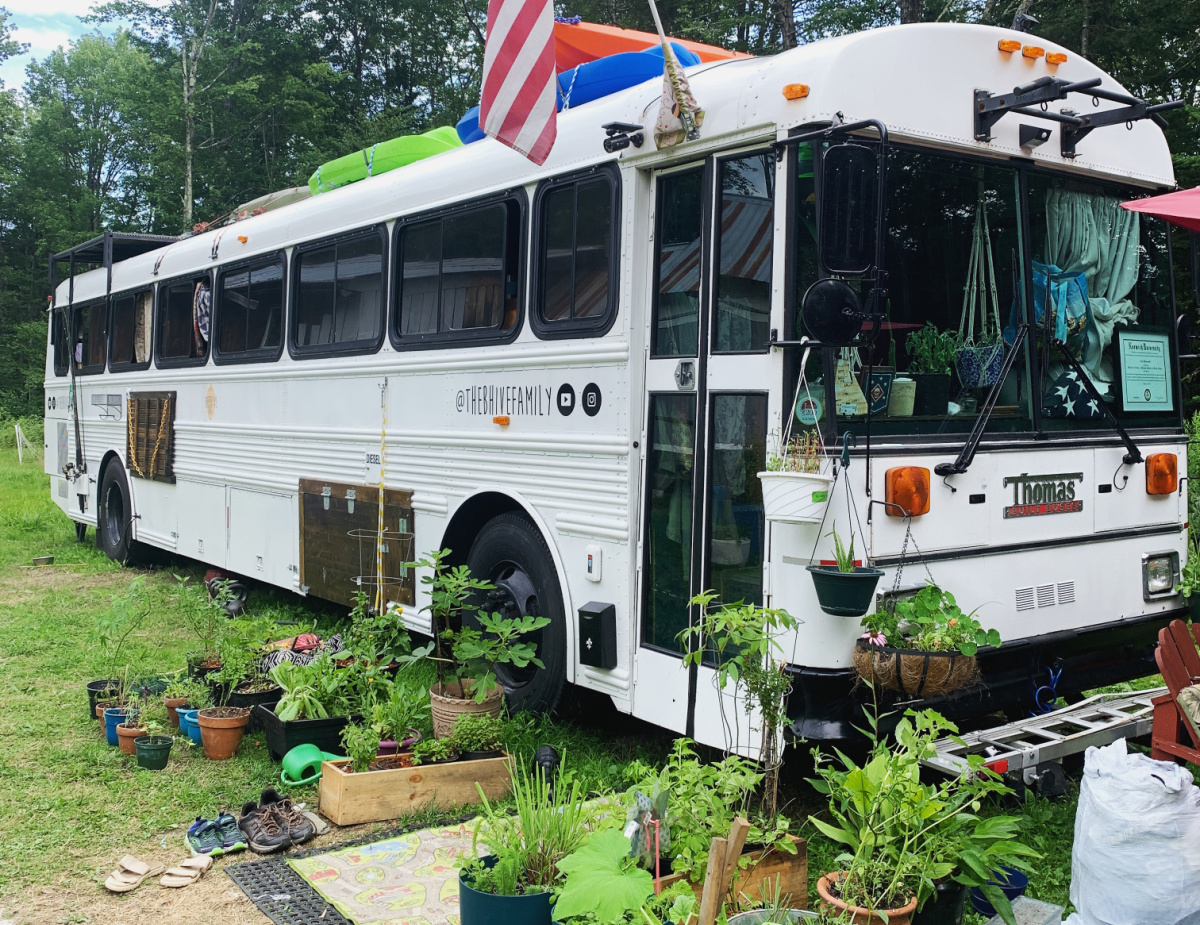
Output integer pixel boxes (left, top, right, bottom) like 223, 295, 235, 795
1050, 340, 1143, 464
935, 324, 1028, 477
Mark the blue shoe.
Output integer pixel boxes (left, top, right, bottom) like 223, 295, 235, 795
186, 817, 225, 856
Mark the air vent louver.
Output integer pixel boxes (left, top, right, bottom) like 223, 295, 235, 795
1015, 587, 1035, 612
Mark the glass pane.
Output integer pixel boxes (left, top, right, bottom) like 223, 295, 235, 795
715, 155, 773, 352
642, 393, 696, 653
247, 261, 284, 351
400, 222, 441, 336
333, 235, 383, 343
74, 302, 106, 371
707, 394, 767, 607
296, 246, 335, 346
541, 185, 574, 322
1027, 173, 1177, 429
110, 294, 136, 365
574, 178, 611, 319
160, 282, 204, 359
443, 205, 506, 330
52, 310, 68, 376
219, 268, 251, 354
792, 143, 819, 338
654, 168, 703, 357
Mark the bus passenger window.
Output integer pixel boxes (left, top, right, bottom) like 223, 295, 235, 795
293, 230, 384, 353
51, 310, 69, 377
72, 301, 107, 374
217, 258, 284, 360
158, 278, 211, 363
110, 290, 152, 369
715, 154, 773, 353
533, 169, 618, 336
394, 199, 522, 343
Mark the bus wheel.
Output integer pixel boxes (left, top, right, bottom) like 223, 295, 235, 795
97, 462, 136, 565
467, 513, 567, 716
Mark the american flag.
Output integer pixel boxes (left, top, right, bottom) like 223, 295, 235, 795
479, 0, 557, 165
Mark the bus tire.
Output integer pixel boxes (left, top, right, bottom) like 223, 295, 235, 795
466, 513, 567, 716
97, 461, 137, 565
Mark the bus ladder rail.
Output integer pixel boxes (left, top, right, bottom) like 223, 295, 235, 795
920, 688, 1165, 790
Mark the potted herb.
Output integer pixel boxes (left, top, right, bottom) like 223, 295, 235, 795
853, 584, 1000, 698
806, 524, 884, 617
410, 737, 459, 765
906, 325, 957, 416
448, 712, 505, 760
459, 760, 594, 925
758, 430, 834, 525
259, 653, 356, 760
407, 549, 549, 738
162, 677, 210, 729
340, 721, 382, 773
371, 675, 431, 758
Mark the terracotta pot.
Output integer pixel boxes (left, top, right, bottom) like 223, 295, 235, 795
197, 707, 251, 760
95, 700, 117, 720
116, 722, 148, 755
817, 871, 918, 925
430, 680, 503, 739
164, 696, 188, 729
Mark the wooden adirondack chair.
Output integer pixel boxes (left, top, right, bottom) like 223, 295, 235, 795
1151, 619, 1200, 765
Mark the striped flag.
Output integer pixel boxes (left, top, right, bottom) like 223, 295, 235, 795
479, 0, 557, 165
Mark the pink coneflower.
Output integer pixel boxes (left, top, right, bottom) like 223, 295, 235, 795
861, 630, 888, 647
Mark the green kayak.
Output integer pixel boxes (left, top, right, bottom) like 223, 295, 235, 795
308, 125, 462, 195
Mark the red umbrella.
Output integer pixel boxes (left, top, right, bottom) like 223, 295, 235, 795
1121, 187, 1200, 233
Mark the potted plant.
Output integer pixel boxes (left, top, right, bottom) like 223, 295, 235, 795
448, 712, 505, 760
116, 690, 149, 755
726, 879, 819, 924
339, 721, 383, 773
88, 580, 147, 719
162, 676, 209, 728
411, 737, 459, 765
806, 524, 884, 617
853, 585, 1000, 698
407, 549, 549, 738
371, 675, 431, 757
259, 653, 356, 760
134, 732, 174, 770
906, 326, 957, 416
177, 575, 223, 680
196, 676, 251, 761
915, 818, 1037, 925
758, 430, 834, 525
459, 760, 594, 925
953, 189, 1006, 393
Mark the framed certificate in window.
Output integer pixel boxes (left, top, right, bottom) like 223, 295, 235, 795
1117, 330, 1173, 413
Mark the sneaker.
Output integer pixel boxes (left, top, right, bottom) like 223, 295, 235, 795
238, 801, 292, 854
214, 812, 247, 853
186, 817, 225, 857
259, 789, 316, 846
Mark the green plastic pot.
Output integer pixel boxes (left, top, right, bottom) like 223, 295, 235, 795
134, 735, 173, 770
807, 564, 885, 616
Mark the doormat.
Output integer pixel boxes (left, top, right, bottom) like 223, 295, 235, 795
226, 855, 353, 925
287, 820, 482, 925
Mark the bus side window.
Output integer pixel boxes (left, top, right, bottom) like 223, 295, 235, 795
216, 257, 284, 362
73, 301, 107, 375
158, 278, 210, 364
531, 167, 620, 338
51, 309, 69, 377
109, 289, 153, 370
293, 228, 385, 355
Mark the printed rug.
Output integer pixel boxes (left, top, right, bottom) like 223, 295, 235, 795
288, 820, 482, 925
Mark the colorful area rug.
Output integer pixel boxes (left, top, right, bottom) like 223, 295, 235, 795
288, 820, 482, 925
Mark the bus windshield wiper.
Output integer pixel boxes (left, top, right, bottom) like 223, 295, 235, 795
1049, 340, 1143, 465
935, 324, 1028, 477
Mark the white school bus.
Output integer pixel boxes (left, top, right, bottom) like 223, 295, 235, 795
44, 22, 1187, 750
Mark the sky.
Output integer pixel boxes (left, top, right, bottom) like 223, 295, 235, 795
1, 0, 106, 91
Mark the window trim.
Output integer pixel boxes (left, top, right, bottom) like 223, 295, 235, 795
288, 224, 389, 360
530, 163, 622, 340
71, 298, 108, 376
388, 189, 527, 351
155, 272, 213, 370
213, 250, 288, 366
107, 286, 155, 374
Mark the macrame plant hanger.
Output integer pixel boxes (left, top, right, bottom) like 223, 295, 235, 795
778, 345, 828, 470
957, 181, 1004, 387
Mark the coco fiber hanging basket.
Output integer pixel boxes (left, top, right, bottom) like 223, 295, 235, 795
852, 639, 979, 698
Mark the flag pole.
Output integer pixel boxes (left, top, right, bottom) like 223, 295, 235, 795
646, 0, 702, 144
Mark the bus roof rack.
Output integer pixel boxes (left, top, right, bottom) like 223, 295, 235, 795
49, 230, 178, 308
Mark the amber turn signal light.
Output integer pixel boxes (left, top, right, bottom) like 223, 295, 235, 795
997, 39, 1022, 53
1146, 453, 1177, 495
492, 416, 510, 426
1022, 45, 1045, 59
782, 83, 809, 100
885, 466, 931, 517
1046, 52, 1068, 65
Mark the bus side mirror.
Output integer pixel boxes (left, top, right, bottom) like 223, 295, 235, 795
820, 143, 880, 275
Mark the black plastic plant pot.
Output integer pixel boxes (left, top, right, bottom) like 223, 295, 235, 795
228, 686, 282, 732
134, 735, 174, 771
912, 880, 968, 925
459, 857, 553, 925
911, 372, 951, 416
460, 749, 505, 762
806, 565, 885, 617
86, 679, 120, 720
257, 705, 360, 762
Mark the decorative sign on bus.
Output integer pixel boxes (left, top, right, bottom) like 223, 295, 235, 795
1002, 472, 1084, 519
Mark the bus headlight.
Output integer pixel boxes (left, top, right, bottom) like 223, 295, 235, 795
1142, 552, 1179, 600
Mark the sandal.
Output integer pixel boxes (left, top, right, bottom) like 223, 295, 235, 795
159, 854, 213, 888
104, 855, 165, 893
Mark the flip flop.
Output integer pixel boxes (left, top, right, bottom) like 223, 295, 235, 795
104, 855, 165, 893
159, 854, 213, 888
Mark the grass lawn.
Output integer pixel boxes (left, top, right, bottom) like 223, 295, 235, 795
0, 438, 1183, 925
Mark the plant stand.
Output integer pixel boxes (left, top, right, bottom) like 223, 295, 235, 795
318, 753, 512, 826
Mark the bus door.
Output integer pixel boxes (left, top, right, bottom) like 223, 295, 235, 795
634, 150, 779, 751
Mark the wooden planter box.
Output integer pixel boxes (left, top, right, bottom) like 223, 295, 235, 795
318, 754, 512, 826
660, 836, 808, 908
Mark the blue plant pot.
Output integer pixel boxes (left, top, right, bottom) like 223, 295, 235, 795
969, 867, 1029, 917
103, 708, 129, 747
178, 709, 204, 746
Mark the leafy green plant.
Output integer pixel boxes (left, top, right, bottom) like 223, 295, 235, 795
341, 721, 381, 773
828, 524, 856, 574
175, 575, 222, 666
765, 429, 824, 474
270, 654, 351, 721
95, 577, 148, 682
907, 325, 958, 376
410, 737, 457, 765
448, 712, 503, 753
163, 677, 212, 709
370, 675, 432, 744
862, 584, 1000, 655
554, 828, 654, 925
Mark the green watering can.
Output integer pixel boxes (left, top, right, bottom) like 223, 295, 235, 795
281, 743, 344, 787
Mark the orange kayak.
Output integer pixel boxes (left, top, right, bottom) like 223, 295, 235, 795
554, 20, 752, 72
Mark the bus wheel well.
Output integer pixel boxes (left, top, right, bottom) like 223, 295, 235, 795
98, 450, 123, 485
440, 493, 525, 566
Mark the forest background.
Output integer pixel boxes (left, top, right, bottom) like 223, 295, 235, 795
0, 0, 1197, 418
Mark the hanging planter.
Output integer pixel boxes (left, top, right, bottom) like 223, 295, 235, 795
759, 470, 835, 525
953, 182, 1006, 394
954, 344, 1004, 390
852, 640, 978, 698
807, 565, 884, 617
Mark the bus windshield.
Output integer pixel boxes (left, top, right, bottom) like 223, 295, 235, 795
792, 143, 1179, 438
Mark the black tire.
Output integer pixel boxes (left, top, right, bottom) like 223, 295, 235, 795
466, 513, 567, 715
97, 461, 137, 565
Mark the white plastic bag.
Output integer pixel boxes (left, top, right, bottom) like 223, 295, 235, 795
1065, 738, 1200, 925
